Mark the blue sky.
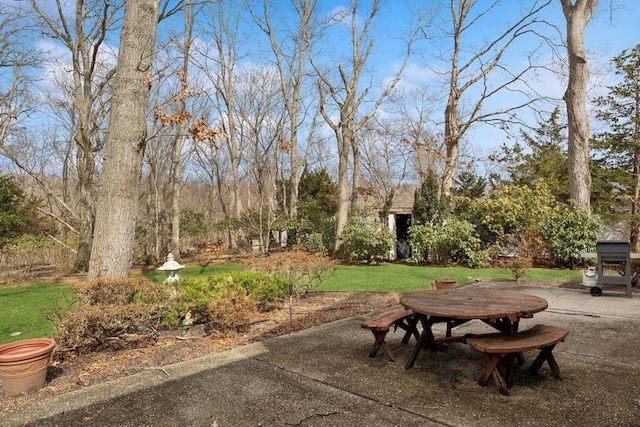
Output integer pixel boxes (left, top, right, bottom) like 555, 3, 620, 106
3, 0, 638, 175
256, 0, 640, 171
370, 0, 640, 158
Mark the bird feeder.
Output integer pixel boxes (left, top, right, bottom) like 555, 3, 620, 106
158, 252, 185, 283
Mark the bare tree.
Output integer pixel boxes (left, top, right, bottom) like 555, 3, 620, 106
238, 65, 286, 252
167, 0, 198, 257
148, 0, 200, 259
313, 0, 418, 250
358, 120, 415, 212
429, 0, 553, 197
560, 0, 598, 212
191, 1, 249, 249
88, 0, 160, 279
248, 0, 320, 220
0, 9, 36, 148
384, 85, 443, 181
25, 0, 122, 271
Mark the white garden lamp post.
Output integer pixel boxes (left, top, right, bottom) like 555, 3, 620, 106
158, 252, 185, 283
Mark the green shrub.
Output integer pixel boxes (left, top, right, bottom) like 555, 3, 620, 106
223, 270, 288, 309
297, 232, 326, 253
408, 218, 482, 267
242, 250, 336, 295
164, 276, 219, 324
3, 234, 55, 270
539, 204, 602, 266
337, 219, 394, 264
407, 224, 437, 264
465, 182, 554, 247
180, 209, 210, 237
167, 271, 288, 325
74, 277, 171, 305
291, 218, 336, 254
49, 273, 287, 355
0, 175, 46, 247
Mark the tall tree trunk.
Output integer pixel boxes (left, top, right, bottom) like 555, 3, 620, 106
561, 0, 597, 212
334, 128, 351, 251
28, 0, 119, 272
74, 143, 95, 272
442, 86, 459, 198
350, 137, 361, 213
88, 0, 159, 279
171, 0, 195, 256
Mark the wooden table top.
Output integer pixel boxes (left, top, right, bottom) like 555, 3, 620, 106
400, 288, 548, 322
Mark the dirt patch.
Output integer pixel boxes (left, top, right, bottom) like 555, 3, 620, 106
0, 290, 400, 412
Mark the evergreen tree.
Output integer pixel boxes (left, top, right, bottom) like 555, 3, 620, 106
413, 171, 448, 226
497, 107, 570, 203
297, 168, 339, 232
593, 45, 640, 250
0, 175, 42, 247
452, 170, 487, 215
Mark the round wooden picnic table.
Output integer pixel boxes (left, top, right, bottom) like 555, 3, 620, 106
401, 288, 548, 322
400, 288, 548, 369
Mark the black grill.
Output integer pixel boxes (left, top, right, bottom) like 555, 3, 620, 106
596, 240, 632, 298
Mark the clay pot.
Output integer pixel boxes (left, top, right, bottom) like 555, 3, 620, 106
0, 338, 56, 396
434, 278, 457, 290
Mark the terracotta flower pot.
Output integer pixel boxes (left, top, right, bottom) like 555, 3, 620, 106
0, 338, 56, 396
434, 278, 457, 290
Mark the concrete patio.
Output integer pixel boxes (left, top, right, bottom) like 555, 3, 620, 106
3, 282, 640, 426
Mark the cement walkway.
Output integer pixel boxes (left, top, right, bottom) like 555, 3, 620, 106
3, 283, 640, 427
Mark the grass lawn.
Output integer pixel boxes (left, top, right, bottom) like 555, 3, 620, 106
0, 282, 76, 345
0, 263, 582, 345
317, 263, 582, 293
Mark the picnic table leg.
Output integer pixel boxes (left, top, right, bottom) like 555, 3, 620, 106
368, 329, 396, 361
478, 354, 500, 386
399, 315, 420, 344
478, 354, 512, 396
503, 354, 518, 388
482, 317, 526, 365
405, 316, 433, 369
529, 344, 562, 379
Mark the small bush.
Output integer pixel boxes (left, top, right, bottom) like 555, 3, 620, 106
170, 271, 287, 324
49, 302, 166, 353
165, 276, 218, 324
337, 219, 394, 264
506, 257, 532, 283
227, 270, 288, 307
2, 234, 58, 272
242, 250, 336, 295
206, 288, 258, 332
48, 278, 171, 355
296, 232, 326, 253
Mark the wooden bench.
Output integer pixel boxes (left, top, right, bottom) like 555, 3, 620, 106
466, 324, 569, 395
361, 306, 419, 361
